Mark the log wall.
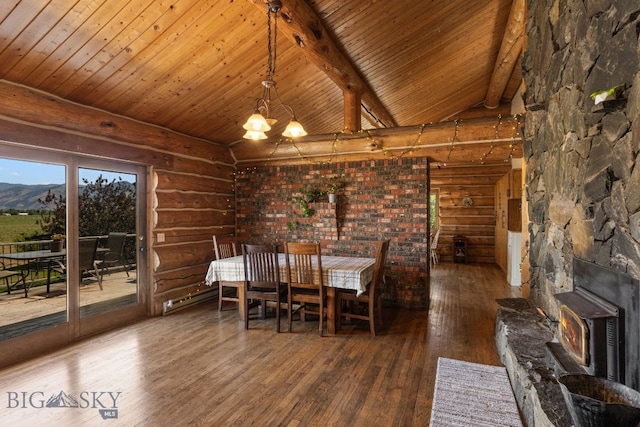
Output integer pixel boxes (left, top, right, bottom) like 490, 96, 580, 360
431, 164, 512, 263
0, 80, 235, 315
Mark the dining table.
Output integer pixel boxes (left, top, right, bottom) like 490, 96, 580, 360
0, 246, 110, 297
205, 253, 376, 334
0, 249, 66, 297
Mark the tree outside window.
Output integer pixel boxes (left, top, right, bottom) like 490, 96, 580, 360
429, 192, 439, 230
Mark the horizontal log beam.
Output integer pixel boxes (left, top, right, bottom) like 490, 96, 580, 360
233, 115, 523, 166
0, 79, 235, 165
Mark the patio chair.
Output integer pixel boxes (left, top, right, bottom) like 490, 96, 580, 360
212, 234, 239, 311
48, 238, 102, 289
242, 243, 287, 332
285, 241, 326, 336
1, 261, 26, 295
337, 240, 390, 336
99, 232, 129, 277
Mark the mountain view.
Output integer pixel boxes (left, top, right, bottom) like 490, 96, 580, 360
0, 182, 66, 211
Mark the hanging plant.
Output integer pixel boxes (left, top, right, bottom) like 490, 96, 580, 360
291, 188, 323, 218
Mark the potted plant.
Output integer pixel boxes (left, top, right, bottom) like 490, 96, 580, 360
50, 233, 65, 252
325, 175, 346, 203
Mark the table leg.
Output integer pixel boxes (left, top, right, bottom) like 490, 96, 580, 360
327, 287, 336, 335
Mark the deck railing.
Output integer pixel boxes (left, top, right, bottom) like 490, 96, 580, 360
0, 235, 119, 292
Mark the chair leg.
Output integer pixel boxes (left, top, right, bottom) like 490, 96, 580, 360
288, 291, 293, 333
369, 298, 376, 336
275, 299, 281, 333
218, 283, 223, 311
94, 261, 103, 290
244, 295, 249, 330
319, 299, 324, 336
260, 299, 267, 319
336, 296, 342, 332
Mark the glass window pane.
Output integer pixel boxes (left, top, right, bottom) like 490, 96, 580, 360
78, 168, 138, 318
0, 158, 67, 341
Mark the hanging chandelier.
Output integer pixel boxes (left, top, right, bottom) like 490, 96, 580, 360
242, 0, 307, 140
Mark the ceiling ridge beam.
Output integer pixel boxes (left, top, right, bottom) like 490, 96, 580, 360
484, 0, 526, 109
249, 0, 397, 130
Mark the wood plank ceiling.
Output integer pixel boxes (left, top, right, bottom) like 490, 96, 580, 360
0, 0, 524, 165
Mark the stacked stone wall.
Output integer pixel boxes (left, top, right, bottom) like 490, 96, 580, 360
523, 0, 640, 316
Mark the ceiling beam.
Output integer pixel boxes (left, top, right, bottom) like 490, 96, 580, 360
250, 0, 397, 129
232, 115, 523, 166
484, 0, 525, 109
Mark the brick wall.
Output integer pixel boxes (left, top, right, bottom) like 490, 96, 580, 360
234, 158, 430, 309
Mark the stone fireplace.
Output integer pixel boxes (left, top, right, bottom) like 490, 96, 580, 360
505, 0, 640, 423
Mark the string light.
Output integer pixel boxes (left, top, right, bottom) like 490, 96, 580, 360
290, 131, 341, 165
383, 123, 427, 160
503, 113, 522, 163
480, 114, 501, 164
253, 114, 520, 165
444, 119, 460, 166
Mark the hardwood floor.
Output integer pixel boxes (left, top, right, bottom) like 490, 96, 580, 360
0, 263, 521, 426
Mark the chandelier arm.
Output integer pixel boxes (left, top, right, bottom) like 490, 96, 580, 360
272, 87, 295, 119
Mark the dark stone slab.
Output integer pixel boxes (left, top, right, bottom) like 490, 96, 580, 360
495, 298, 573, 427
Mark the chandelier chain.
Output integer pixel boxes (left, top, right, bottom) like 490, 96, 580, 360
267, 5, 276, 78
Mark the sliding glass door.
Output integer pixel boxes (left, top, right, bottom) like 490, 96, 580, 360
0, 146, 147, 346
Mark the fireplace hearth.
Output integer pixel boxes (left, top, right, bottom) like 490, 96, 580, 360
496, 258, 640, 426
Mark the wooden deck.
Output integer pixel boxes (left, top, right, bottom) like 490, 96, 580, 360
0, 262, 521, 426
0, 271, 136, 340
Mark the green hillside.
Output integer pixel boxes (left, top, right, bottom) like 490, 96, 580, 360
0, 215, 42, 243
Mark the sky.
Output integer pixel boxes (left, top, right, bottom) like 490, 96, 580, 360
0, 159, 134, 185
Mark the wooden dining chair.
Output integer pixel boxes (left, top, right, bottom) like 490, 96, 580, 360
213, 234, 239, 311
430, 228, 440, 265
336, 239, 390, 336
285, 241, 326, 336
242, 243, 287, 332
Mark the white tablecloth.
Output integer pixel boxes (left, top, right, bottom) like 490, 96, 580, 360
205, 254, 375, 295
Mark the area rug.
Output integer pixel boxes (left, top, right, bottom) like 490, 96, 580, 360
429, 357, 523, 427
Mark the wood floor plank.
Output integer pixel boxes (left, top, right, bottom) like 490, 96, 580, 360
0, 263, 520, 426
